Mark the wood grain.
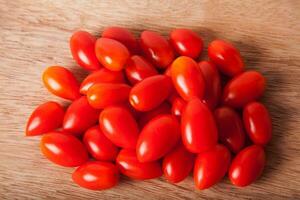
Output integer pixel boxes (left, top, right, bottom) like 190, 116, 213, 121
0, 0, 299, 199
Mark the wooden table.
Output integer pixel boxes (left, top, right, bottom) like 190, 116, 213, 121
1, 0, 299, 199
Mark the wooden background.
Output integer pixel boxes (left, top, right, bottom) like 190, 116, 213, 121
0, 0, 299, 199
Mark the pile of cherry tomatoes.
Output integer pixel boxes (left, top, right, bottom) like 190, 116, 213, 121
26, 27, 272, 190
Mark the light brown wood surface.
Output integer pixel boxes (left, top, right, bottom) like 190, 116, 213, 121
0, 0, 299, 199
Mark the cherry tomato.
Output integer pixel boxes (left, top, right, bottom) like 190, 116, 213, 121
222, 71, 266, 108
83, 126, 119, 161
129, 75, 173, 111
72, 161, 119, 190
87, 83, 131, 109
125, 55, 158, 85
194, 144, 231, 190
164, 64, 172, 76
208, 40, 244, 77
26, 101, 64, 136
102, 26, 139, 54
243, 102, 272, 145
136, 114, 180, 162
63, 96, 100, 135
181, 99, 218, 153
40, 132, 88, 167
116, 149, 162, 180
95, 38, 130, 71
171, 56, 205, 101
229, 145, 265, 187
42, 66, 80, 100
99, 106, 139, 149
198, 61, 221, 109
140, 31, 174, 68
170, 29, 203, 59
163, 144, 195, 183
169, 95, 186, 117
80, 68, 125, 94
214, 106, 245, 153
70, 31, 101, 71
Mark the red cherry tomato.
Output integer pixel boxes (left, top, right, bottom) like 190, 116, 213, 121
198, 61, 221, 109
70, 31, 101, 71
129, 75, 173, 111
208, 40, 244, 77
72, 161, 119, 190
83, 126, 119, 161
181, 99, 218, 153
95, 38, 130, 71
125, 55, 158, 85
222, 71, 266, 108
63, 96, 100, 135
40, 132, 88, 167
99, 106, 139, 149
136, 114, 180, 162
87, 83, 131, 109
42, 66, 80, 100
140, 31, 174, 68
169, 95, 186, 117
194, 144, 231, 190
163, 144, 195, 183
116, 149, 162, 180
229, 145, 265, 187
80, 68, 125, 94
214, 106, 245, 153
171, 56, 205, 101
26, 101, 64, 136
164, 64, 172, 76
243, 102, 272, 145
170, 29, 203, 59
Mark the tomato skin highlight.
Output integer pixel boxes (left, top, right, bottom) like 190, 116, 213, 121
99, 106, 139, 149
194, 144, 231, 190
170, 95, 186, 117
26, 101, 64, 136
222, 71, 266, 108
116, 149, 162, 180
229, 145, 265, 187
40, 132, 88, 167
72, 161, 119, 190
136, 114, 181, 162
42, 66, 81, 100
181, 99, 218, 153
208, 40, 244, 77
243, 102, 272, 145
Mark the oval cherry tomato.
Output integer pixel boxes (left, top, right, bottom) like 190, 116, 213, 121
194, 144, 231, 190
198, 61, 221, 109
170, 95, 186, 117
163, 144, 195, 183
243, 102, 272, 145
136, 114, 180, 162
229, 145, 265, 187
140, 31, 174, 68
171, 56, 205, 101
181, 99, 218, 153
80, 68, 125, 94
170, 29, 203, 59
129, 75, 172, 111
87, 83, 131, 109
72, 161, 119, 190
26, 101, 64, 136
214, 106, 245, 153
83, 126, 119, 161
99, 106, 139, 149
95, 38, 130, 71
222, 71, 266, 108
125, 55, 158, 85
63, 96, 100, 135
208, 40, 244, 77
116, 149, 162, 180
42, 66, 80, 100
164, 64, 172, 77
70, 31, 101, 71
40, 132, 88, 167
